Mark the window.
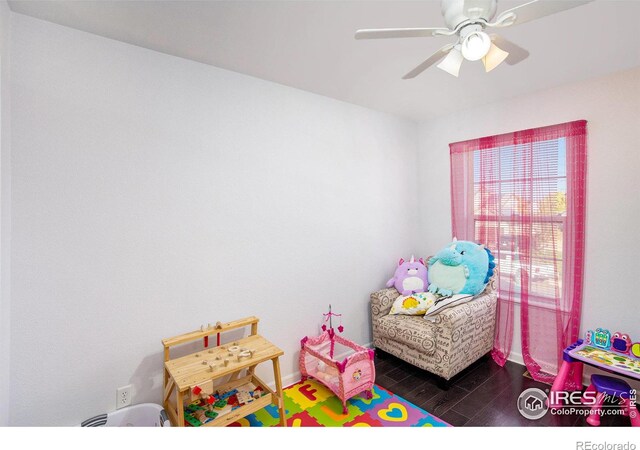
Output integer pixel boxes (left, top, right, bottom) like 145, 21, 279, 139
449, 120, 587, 385
472, 137, 567, 304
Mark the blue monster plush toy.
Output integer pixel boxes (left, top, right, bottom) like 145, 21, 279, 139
427, 238, 495, 297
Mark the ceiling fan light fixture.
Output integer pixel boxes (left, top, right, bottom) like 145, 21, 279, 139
460, 30, 491, 61
436, 46, 464, 77
354, 0, 594, 79
482, 42, 509, 72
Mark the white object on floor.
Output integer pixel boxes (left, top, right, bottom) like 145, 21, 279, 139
81, 403, 170, 427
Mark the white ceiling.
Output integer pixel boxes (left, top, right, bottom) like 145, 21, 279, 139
8, 0, 640, 121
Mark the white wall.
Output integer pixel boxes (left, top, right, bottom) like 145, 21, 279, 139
10, 6, 639, 427
417, 66, 640, 388
0, 0, 11, 427
10, 14, 419, 425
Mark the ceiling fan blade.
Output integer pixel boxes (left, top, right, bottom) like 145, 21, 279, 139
355, 27, 451, 40
488, 0, 593, 28
490, 35, 529, 65
403, 44, 456, 79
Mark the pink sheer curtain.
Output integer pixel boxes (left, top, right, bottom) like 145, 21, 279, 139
450, 121, 587, 389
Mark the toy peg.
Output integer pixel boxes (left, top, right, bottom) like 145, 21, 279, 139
194, 409, 206, 423
203, 323, 213, 348
215, 356, 221, 361
214, 322, 223, 347
201, 360, 208, 365
224, 359, 230, 367
209, 364, 216, 372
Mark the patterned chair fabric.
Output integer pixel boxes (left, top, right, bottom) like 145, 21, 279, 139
371, 278, 498, 380
375, 315, 437, 355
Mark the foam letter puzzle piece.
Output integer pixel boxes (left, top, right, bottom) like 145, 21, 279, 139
299, 383, 318, 402
282, 379, 333, 410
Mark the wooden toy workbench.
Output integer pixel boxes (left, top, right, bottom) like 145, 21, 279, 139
162, 317, 286, 427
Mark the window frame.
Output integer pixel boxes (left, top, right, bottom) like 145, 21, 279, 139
468, 140, 570, 310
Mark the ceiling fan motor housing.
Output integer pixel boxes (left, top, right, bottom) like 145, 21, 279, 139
441, 0, 497, 29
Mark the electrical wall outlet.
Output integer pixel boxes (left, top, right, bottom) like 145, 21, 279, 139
116, 385, 132, 409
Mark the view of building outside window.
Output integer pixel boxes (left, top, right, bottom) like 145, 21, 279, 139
473, 138, 566, 302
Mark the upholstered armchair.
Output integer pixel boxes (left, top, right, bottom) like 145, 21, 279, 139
370, 278, 498, 384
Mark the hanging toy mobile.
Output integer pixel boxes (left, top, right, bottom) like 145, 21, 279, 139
299, 304, 375, 414
321, 304, 344, 334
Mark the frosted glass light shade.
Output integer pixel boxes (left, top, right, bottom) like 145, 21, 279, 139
461, 31, 491, 61
482, 42, 509, 72
437, 47, 464, 77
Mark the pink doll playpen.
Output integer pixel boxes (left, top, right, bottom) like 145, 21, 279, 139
299, 306, 375, 414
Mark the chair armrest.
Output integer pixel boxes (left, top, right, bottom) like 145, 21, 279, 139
428, 290, 498, 379
370, 288, 399, 321
482, 272, 498, 295
432, 290, 497, 330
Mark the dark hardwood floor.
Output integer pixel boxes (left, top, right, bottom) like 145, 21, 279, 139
374, 350, 630, 427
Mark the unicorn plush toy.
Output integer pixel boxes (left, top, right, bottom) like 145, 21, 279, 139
386, 255, 428, 296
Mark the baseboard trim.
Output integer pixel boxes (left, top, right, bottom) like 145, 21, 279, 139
506, 351, 593, 387
507, 350, 524, 366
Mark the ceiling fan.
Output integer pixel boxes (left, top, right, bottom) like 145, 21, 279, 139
354, 0, 593, 78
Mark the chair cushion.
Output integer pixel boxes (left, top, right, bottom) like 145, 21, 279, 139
376, 314, 436, 355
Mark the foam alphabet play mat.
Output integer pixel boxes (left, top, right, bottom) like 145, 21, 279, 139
228, 379, 450, 427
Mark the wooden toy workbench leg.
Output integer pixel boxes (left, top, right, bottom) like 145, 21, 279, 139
163, 379, 174, 411
176, 389, 185, 427
272, 356, 287, 427
163, 347, 170, 387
